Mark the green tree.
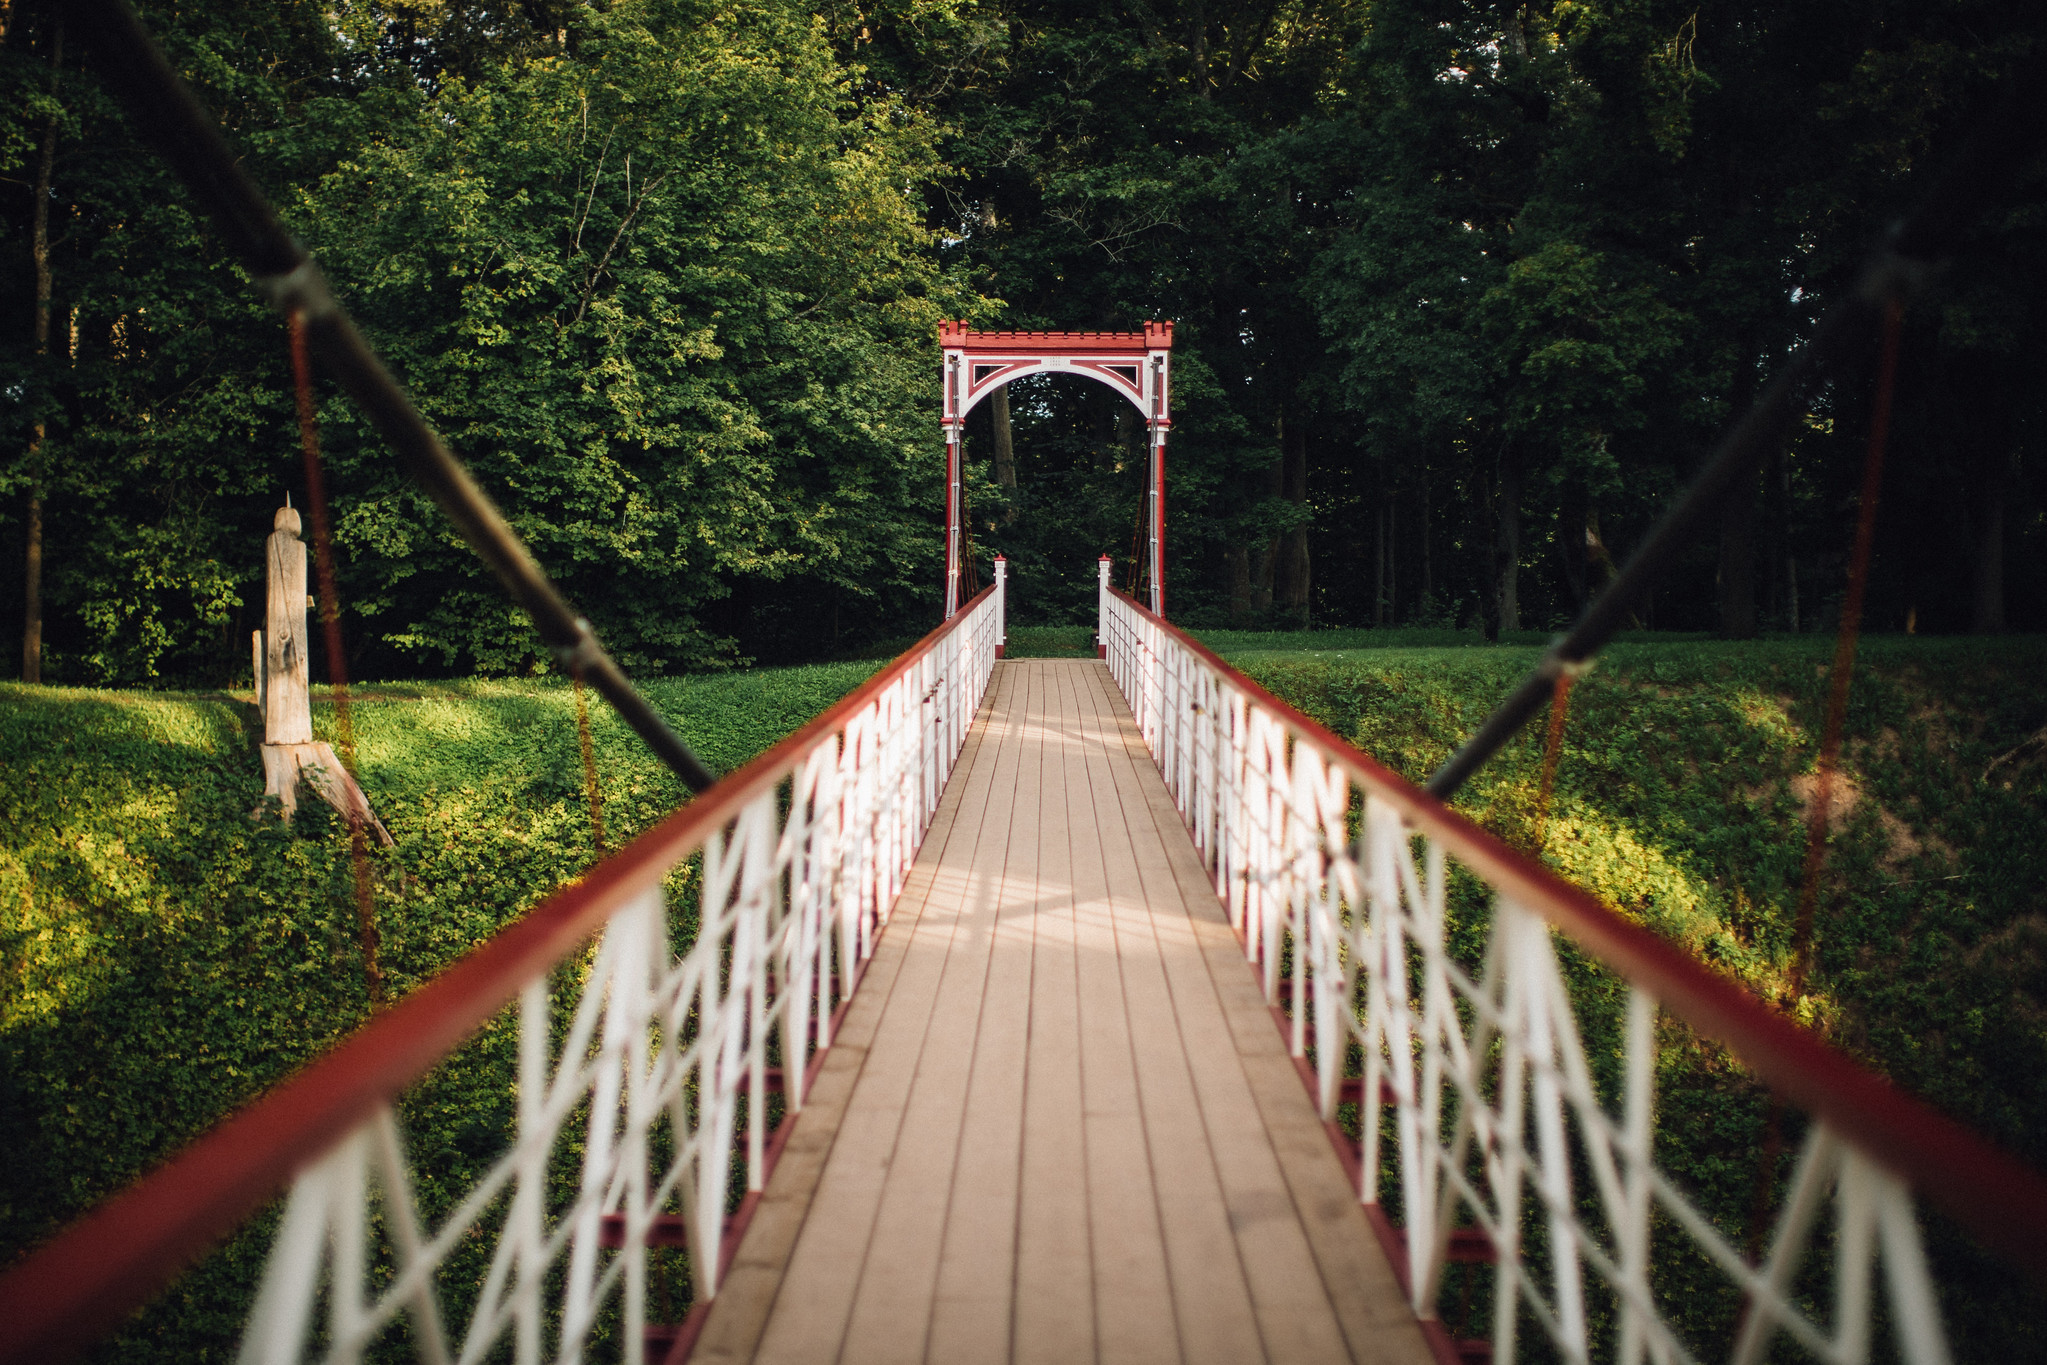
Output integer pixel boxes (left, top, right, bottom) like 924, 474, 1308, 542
296, 0, 977, 672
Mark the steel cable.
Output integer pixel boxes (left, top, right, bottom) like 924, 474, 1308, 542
291, 311, 383, 1004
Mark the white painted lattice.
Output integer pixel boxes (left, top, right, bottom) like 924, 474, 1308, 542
237, 585, 1003, 1365
1098, 583, 1954, 1365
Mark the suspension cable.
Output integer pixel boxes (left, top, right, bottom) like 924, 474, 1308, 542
573, 671, 606, 858
72, 0, 716, 795
1787, 297, 1902, 994
1530, 671, 1576, 853
291, 311, 382, 1003
1743, 296, 1904, 1269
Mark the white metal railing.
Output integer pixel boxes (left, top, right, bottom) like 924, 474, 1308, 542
179, 584, 1001, 1365
1096, 579, 2046, 1365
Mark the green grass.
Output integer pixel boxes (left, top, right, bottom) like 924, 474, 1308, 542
0, 662, 878, 1358
1004, 624, 1095, 657
1194, 628, 2047, 1353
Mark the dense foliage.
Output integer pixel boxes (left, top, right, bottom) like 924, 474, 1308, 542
909, 0, 2047, 639
0, 0, 980, 684
4, 0, 2044, 686
0, 661, 877, 1357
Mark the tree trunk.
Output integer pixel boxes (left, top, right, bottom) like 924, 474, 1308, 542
1495, 459, 1521, 633
1373, 498, 1386, 626
991, 383, 1016, 524
21, 494, 40, 683
1560, 488, 1589, 615
1718, 466, 1758, 638
1717, 342, 1764, 638
1228, 544, 1253, 624
1251, 435, 1282, 614
21, 19, 59, 684
1386, 489, 1398, 623
1973, 464, 2007, 633
1778, 448, 1799, 632
1276, 413, 1310, 618
1420, 466, 1432, 608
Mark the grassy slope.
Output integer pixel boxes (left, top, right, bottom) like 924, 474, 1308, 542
0, 664, 877, 1354
1200, 629, 2047, 1351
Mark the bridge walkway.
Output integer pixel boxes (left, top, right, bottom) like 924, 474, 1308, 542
694, 659, 1433, 1365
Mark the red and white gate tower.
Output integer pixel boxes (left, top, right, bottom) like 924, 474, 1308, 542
940, 320, 1174, 618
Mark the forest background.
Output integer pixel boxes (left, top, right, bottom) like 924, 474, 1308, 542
1, 0, 2042, 687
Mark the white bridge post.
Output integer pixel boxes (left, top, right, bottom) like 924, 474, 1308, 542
994, 554, 1007, 657
1097, 555, 1112, 659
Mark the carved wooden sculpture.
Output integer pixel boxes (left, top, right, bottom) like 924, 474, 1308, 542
252, 499, 389, 842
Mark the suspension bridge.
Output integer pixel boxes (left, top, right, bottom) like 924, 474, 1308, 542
5, 4, 2047, 1362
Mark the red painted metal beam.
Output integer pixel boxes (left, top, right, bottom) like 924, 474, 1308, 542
938, 321, 1173, 354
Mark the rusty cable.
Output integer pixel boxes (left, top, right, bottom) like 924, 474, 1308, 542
1530, 673, 1575, 853
1742, 297, 1902, 1269
291, 310, 382, 1004
573, 672, 606, 858
1787, 298, 1903, 994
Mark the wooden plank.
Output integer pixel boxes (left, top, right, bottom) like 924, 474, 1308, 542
1084, 663, 1355, 1364
694, 666, 1019, 1363
1092, 664, 1434, 1365
925, 661, 1046, 1365
836, 660, 1034, 1365
1011, 665, 1097, 1365
1066, 665, 1180, 1365
717, 658, 1434, 1365
1071, 667, 1265, 1365
747, 667, 1017, 1365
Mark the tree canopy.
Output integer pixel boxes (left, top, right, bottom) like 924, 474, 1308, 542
2, 0, 2041, 686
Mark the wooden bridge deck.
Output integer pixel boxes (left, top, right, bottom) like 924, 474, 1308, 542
695, 659, 1433, 1365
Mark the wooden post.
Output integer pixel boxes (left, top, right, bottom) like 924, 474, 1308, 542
994, 554, 1007, 657
263, 504, 312, 744
254, 498, 391, 843
1097, 555, 1112, 658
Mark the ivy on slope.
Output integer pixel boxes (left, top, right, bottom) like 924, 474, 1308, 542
0, 662, 876, 1359
1212, 632, 2047, 1355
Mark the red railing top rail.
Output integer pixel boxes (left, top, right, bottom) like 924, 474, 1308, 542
0, 586, 997, 1365
1106, 587, 2047, 1288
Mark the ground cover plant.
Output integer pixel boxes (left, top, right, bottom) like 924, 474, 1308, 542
0, 660, 878, 1359
1002, 624, 1094, 658
1196, 628, 2047, 1357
